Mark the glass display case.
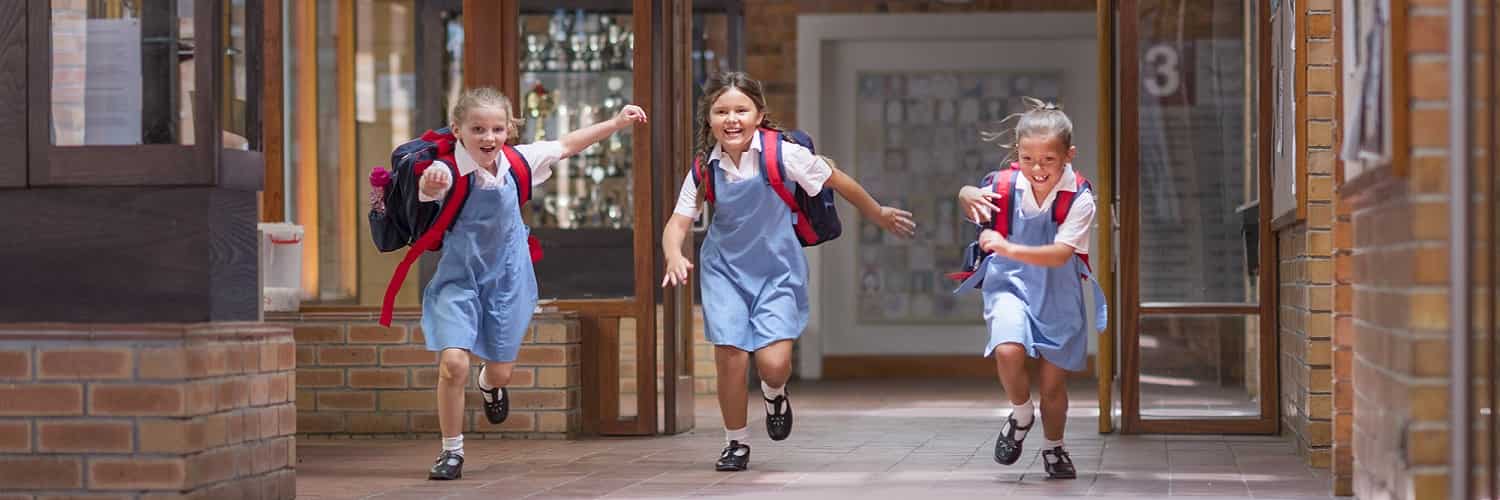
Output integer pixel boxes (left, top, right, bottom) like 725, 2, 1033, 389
516, 1, 741, 300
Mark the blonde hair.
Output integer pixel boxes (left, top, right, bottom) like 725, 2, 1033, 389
981, 97, 1074, 164
450, 87, 524, 144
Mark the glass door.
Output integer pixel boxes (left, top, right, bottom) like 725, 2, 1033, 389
1117, 0, 1277, 433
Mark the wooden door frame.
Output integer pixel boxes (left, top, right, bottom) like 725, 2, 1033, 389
1116, 0, 1279, 434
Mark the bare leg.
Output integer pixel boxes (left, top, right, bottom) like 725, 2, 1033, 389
715, 346, 751, 430
437, 349, 471, 438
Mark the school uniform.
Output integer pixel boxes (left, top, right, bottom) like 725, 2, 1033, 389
672, 131, 832, 352
417, 141, 563, 363
979, 165, 1107, 371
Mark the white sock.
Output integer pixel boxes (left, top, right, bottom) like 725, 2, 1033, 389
761, 381, 786, 415
442, 434, 464, 457
725, 426, 750, 445
477, 367, 502, 403
1045, 438, 1065, 451
1009, 400, 1035, 441
761, 380, 786, 399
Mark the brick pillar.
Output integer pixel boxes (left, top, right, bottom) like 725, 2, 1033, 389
1277, 0, 1341, 473
0, 324, 296, 499
1344, 2, 1462, 498
279, 310, 583, 438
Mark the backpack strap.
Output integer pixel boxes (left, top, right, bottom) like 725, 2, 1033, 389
989, 169, 1019, 239
693, 155, 716, 204
381, 151, 468, 326
759, 128, 819, 244
501, 144, 533, 206
1049, 172, 1094, 275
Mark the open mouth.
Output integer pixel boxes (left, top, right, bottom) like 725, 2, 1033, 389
722, 127, 744, 140
478, 145, 497, 155
1031, 174, 1052, 184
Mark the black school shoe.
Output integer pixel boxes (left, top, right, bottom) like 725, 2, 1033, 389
428, 450, 464, 480
764, 391, 793, 441
480, 385, 509, 424
716, 440, 751, 471
1042, 446, 1077, 479
993, 412, 1033, 465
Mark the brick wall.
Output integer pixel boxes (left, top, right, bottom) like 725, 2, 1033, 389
621, 307, 716, 400
277, 310, 583, 439
1276, 0, 1340, 477
0, 324, 296, 499
1344, 1, 1459, 498
742, 0, 1094, 130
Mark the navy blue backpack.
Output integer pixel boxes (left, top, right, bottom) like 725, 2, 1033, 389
692, 128, 842, 247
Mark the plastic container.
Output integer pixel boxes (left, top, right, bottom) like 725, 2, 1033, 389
258, 223, 304, 312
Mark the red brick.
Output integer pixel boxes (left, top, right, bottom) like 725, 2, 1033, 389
411, 327, 426, 344
298, 368, 344, 387
317, 391, 376, 411
91, 384, 185, 416
349, 414, 408, 434
0, 350, 30, 380
349, 325, 407, 344
260, 341, 281, 372
187, 446, 237, 486
318, 346, 378, 366
510, 389, 569, 410
90, 458, 186, 490
508, 367, 537, 388
215, 378, 251, 411
349, 368, 408, 388
381, 346, 435, 366
38, 348, 133, 380
249, 374, 271, 406
0, 420, 29, 452
139, 347, 190, 380
0, 384, 83, 415
537, 411, 576, 433
259, 405, 281, 439
293, 325, 345, 344
412, 368, 439, 388
278, 403, 296, 436
279, 341, 297, 370
187, 345, 229, 377
1408, 14, 1447, 52
269, 372, 292, 404
378, 390, 435, 412
183, 380, 217, 416
224, 412, 247, 444
139, 418, 207, 453
296, 346, 317, 367
516, 345, 568, 366
0, 457, 82, 489
38, 420, 133, 453
412, 413, 442, 433
296, 412, 345, 433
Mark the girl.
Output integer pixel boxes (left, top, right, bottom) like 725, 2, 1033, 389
418, 87, 647, 480
660, 72, 916, 472
956, 98, 1104, 480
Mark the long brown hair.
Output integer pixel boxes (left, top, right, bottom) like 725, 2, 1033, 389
692, 72, 786, 211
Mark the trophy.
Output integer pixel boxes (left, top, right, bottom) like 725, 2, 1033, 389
603, 76, 627, 154
525, 82, 555, 143
587, 33, 605, 72
570, 37, 588, 72
523, 34, 544, 72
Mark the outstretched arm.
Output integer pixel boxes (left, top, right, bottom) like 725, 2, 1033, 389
559, 105, 648, 158
821, 160, 916, 238
661, 214, 696, 287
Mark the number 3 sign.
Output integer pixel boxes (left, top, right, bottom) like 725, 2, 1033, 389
1143, 42, 1195, 105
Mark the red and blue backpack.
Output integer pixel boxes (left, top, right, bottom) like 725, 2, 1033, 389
368, 128, 539, 326
692, 128, 842, 247
947, 163, 1094, 286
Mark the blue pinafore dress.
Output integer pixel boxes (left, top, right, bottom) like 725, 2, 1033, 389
698, 159, 810, 352
420, 171, 538, 363
972, 184, 1108, 372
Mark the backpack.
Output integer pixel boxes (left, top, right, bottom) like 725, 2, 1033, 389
946, 163, 1094, 287
367, 128, 536, 326
692, 128, 842, 247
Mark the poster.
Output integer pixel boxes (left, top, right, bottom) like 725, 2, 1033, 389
854, 70, 1062, 325
1340, 0, 1390, 181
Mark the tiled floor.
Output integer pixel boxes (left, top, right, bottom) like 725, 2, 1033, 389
295, 379, 1336, 499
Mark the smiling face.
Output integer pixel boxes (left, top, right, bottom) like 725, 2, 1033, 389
1016, 133, 1076, 196
453, 105, 510, 168
708, 87, 763, 157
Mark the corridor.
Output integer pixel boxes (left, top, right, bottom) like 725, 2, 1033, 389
295, 379, 1334, 499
